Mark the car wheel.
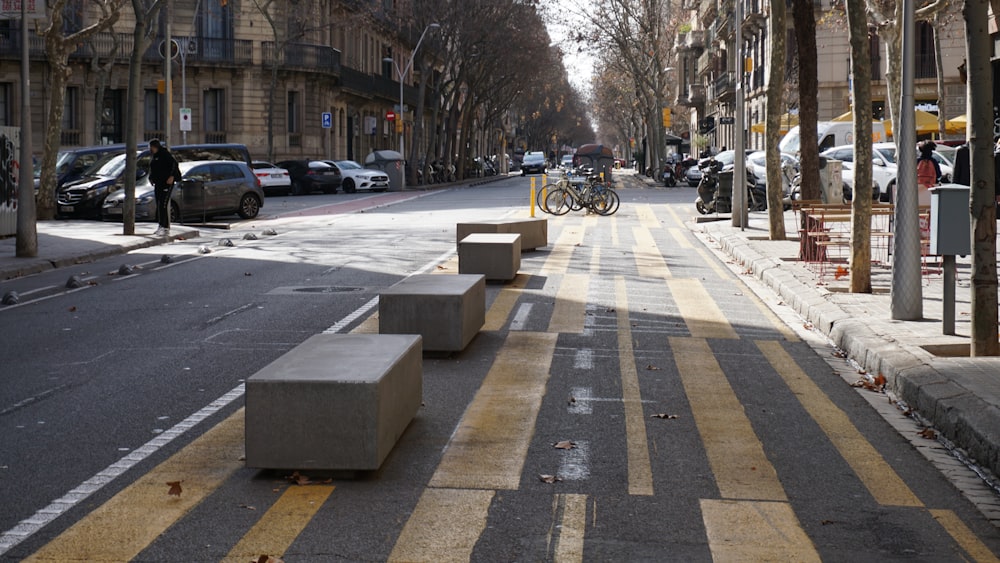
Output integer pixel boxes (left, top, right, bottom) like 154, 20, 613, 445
238, 194, 261, 219
169, 202, 180, 223
884, 181, 895, 203
344, 179, 357, 193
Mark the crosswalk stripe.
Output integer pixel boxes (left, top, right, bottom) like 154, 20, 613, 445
388, 488, 495, 562
549, 274, 589, 333
221, 485, 335, 563
667, 279, 739, 339
428, 332, 557, 490
756, 340, 923, 507
616, 276, 655, 496
700, 499, 821, 561
484, 273, 531, 331
611, 215, 620, 247
930, 509, 1000, 563
25, 411, 245, 562
668, 227, 694, 249
541, 226, 585, 275
670, 337, 787, 501
552, 494, 587, 562
636, 204, 661, 229
589, 245, 601, 275
632, 227, 672, 278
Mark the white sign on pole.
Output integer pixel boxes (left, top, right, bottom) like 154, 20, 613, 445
179, 108, 192, 132
0, 0, 47, 19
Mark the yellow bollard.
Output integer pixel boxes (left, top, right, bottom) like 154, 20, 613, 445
530, 177, 536, 217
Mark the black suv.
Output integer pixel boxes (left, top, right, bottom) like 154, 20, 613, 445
276, 160, 343, 195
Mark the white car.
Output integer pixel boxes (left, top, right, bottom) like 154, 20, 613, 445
821, 145, 898, 202
251, 161, 292, 196
324, 160, 390, 193
872, 141, 954, 190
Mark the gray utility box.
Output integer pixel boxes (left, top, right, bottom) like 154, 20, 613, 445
819, 158, 843, 204
365, 150, 404, 191
929, 184, 970, 256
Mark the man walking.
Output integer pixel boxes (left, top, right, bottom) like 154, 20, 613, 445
148, 139, 179, 236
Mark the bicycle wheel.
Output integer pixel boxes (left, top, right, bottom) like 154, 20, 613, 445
545, 187, 573, 216
569, 185, 587, 211
591, 187, 620, 216
536, 183, 557, 214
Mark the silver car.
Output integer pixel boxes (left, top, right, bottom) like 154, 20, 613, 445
102, 160, 264, 222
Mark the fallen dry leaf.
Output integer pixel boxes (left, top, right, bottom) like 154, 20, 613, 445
834, 266, 848, 280
873, 374, 887, 388
239, 504, 257, 511
68, 306, 77, 312
436, 265, 446, 270
831, 350, 848, 359
651, 413, 680, 419
553, 440, 577, 450
918, 428, 938, 440
166, 481, 183, 496
539, 474, 562, 483
254, 556, 285, 563
568, 396, 576, 405
645, 364, 662, 371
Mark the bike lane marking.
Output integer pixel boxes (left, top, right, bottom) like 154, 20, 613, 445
388, 488, 495, 563
615, 276, 655, 496
221, 485, 335, 563
485, 273, 532, 331
636, 204, 662, 230
929, 509, 1000, 563
541, 224, 585, 276
548, 274, 589, 333
666, 278, 739, 340
632, 227, 672, 279
550, 493, 587, 563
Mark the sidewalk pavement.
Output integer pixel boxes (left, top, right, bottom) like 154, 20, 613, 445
625, 172, 1000, 481
0, 221, 201, 281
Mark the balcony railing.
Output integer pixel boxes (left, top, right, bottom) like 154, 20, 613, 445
262, 42, 340, 76
189, 38, 253, 66
340, 66, 420, 106
711, 71, 735, 100
205, 131, 227, 143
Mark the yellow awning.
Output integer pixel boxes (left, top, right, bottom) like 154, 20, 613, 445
944, 114, 966, 134
749, 113, 798, 134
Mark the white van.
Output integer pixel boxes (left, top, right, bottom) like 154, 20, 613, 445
779, 121, 889, 155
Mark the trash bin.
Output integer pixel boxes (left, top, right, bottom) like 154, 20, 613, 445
574, 143, 616, 181
364, 150, 405, 191
717, 170, 733, 213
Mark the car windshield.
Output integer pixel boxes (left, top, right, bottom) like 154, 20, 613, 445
54, 151, 74, 174
309, 162, 333, 170
85, 153, 128, 177
876, 146, 897, 164
251, 162, 274, 170
714, 150, 736, 165
336, 160, 362, 170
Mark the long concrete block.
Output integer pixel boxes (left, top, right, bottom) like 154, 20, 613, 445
459, 233, 521, 281
456, 218, 547, 251
245, 333, 422, 471
379, 274, 485, 352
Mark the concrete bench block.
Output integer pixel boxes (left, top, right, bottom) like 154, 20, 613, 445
456, 218, 547, 251
459, 233, 521, 282
379, 274, 485, 352
245, 333, 422, 471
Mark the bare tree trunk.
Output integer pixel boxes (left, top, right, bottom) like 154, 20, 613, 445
765, 0, 786, 240
791, 0, 820, 202
124, 0, 161, 235
933, 15, 946, 136
411, 57, 430, 186
847, 0, 873, 293
38, 58, 70, 220
267, 61, 279, 163
965, 0, 999, 355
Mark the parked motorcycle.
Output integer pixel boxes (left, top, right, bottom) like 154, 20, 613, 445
662, 164, 677, 187
695, 159, 766, 214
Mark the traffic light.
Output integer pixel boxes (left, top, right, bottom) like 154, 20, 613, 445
662, 108, 672, 128
396, 118, 403, 134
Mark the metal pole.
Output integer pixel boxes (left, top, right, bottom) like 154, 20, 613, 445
16, 0, 37, 257
164, 0, 172, 147
181, 47, 187, 145
890, 0, 923, 320
732, 0, 746, 228
943, 254, 955, 334
399, 69, 405, 190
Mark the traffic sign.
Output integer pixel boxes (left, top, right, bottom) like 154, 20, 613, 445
321, 112, 332, 129
719, 116, 735, 125
179, 108, 192, 131
386, 110, 396, 121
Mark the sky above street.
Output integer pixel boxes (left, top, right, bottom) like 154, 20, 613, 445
542, 0, 596, 94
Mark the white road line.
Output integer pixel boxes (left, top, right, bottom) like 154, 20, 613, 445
568, 387, 593, 415
573, 349, 594, 370
0, 248, 456, 557
557, 440, 591, 481
509, 303, 534, 331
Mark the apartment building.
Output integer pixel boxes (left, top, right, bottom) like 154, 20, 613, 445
675, 0, 967, 152
0, 0, 433, 162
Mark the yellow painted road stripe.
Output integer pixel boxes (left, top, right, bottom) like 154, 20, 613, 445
26, 411, 245, 562
671, 337, 787, 501
428, 332, 557, 490
667, 279, 739, 340
590, 245, 601, 275
930, 509, 1000, 563
553, 494, 587, 563
549, 274, 589, 334
636, 204, 661, 229
756, 340, 923, 507
668, 227, 694, 249
541, 226, 585, 275
583, 214, 599, 228
664, 204, 690, 228
352, 312, 379, 334
692, 244, 732, 280
434, 255, 459, 274
616, 276, 655, 496
632, 227, 671, 279
388, 488, 495, 562
221, 485, 335, 563
484, 273, 531, 331
701, 499, 821, 562
611, 215, 620, 247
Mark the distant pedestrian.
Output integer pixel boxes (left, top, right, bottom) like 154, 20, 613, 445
147, 139, 179, 236
916, 140, 941, 189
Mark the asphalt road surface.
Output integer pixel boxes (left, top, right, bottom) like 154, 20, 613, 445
1, 175, 998, 561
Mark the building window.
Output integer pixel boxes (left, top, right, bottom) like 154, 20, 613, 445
144, 89, 162, 132
916, 22, 936, 79
62, 0, 83, 34
870, 33, 882, 81
0, 83, 11, 126
287, 90, 301, 147
61, 87, 81, 145
204, 88, 226, 142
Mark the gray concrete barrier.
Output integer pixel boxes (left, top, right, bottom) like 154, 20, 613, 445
456, 218, 547, 251
379, 274, 485, 352
458, 233, 521, 282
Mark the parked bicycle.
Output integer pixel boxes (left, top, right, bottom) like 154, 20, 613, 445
542, 173, 620, 216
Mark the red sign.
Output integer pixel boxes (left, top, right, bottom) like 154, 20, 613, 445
386, 111, 396, 121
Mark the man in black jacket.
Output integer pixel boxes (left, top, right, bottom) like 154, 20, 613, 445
148, 139, 179, 236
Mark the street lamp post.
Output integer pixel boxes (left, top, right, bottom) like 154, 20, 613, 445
385, 23, 439, 191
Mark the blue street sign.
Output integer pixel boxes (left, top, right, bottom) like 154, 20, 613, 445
321, 112, 332, 129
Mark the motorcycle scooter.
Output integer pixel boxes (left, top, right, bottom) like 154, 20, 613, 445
661, 164, 677, 187
696, 159, 766, 214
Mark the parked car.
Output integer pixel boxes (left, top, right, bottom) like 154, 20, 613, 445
560, 154, 575, 170
276, 160, 342, 195
102, 160, 263, 222
323, 160, 389, 193
871, 141, 955, 190
521, 152, 547, 175
251, 161, 292, 196
746, 151, 798, 196
821, 144, 897, 202
36, 144, 143, 195
56, 151, 144, 219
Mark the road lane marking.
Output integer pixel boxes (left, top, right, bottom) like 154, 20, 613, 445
632, 227, 671, 279
549, 274, 589, 333
756, 340, 923, 507
611, 216, 620, 247
573, 349, 594, 370
557, 441, 591, 481
428, 332, 557, 490
701, 499, 820, 561
388, 488, 495, 562
616, 276, 655, 496
509, 303, 534, 331
667, 278, 738, 340
930, 509, 1000, 563
222, 485, 335, 563
541, 226, 585, 275
553, 494, 586, 562
636, 204, 661, 229
668, 227, 693, 249
670, 337, 787, 501
569, 387, 593, 415
24, 410, 245, 562
590, 245, 601, 275
484, 274, 530, 331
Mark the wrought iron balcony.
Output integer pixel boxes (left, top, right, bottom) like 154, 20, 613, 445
262, 42, 340, 75
711, 71, 735, 101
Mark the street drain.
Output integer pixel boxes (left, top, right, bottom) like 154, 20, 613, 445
293, 286, 364, 294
